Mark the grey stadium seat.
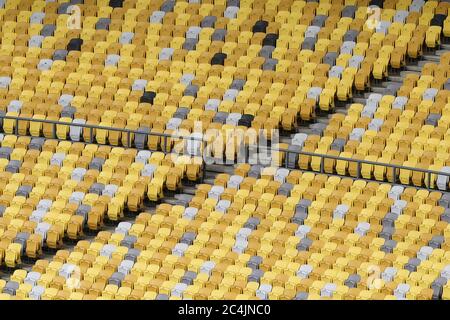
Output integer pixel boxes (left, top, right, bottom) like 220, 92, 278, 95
305, 26, 320, 38
58, 94, 73, 107
393, 10, 408, 23
341, 5, 357, 18
329, 65, 344, 78
37, 59, 53, 71
211, 29, 227, 41
183, 84, 199, 97
186, 26, 202, 40
61, 106, 76, 118
149, 11, 165, 23
343, 29, 359, 42
201, 16, 217, 28
262, 58, 277, 70
311, 15, 327, 27
224, 6, 239, 19
159, 47, 174, 61
380, 239, 397, 253
132, 79, 147, 91
29, 35, 44, 47
120, 235, 137, 249
134, 126, 150, 149
89, 183, 105, 195
105, 54, 120, 66
7, 100, 22, 113
40, 24, 56, 37
57, 2, 71, 14
2, 282, 19, 295
230, 79, 245, 91
160, 0, 175, 12
179, 73, 195, 86
69, 119, 85, 140
425, 113, 441, 126
340, 41, 356, 54
182, 38, 198, 51
89, 157, 105, 171
53, 49, 68, 61
30, 12, 45, 24
323, 52, 338, 66
213, 111, 228, 124
103, 184, 119, 198
259, 45, 275, 59
301, 37, 316, 50
330, 138, 346, 152
243, 217, 260, 230
108, 272, 125, 286
95, 18, 111, 30
119, 32, 134, 44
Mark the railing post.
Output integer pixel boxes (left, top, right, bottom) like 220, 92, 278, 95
285, 150, 289, 169
320, 156, 324, 173
427, 171, 431, 190
356, 161, 361, 179
4, 114, 447, 193
245, 141, 249, 164
164, 135, 167, 153
201, 139, 206, 183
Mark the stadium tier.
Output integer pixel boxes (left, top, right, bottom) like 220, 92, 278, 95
2, 167, 450, 300
0, 0, 449, 301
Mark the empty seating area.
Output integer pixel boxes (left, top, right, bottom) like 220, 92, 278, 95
0, 135, 202, 270
291, 51, 450, 189
0, 0, 448, 186
0, 0, 449, 301
0, 0, 448, 151
1, 165, 450, 300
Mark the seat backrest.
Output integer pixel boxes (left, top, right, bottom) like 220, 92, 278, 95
180, 73, 195, 86
392, 96, 408, 110
149, 11, 165, 23
160, 0, 176, 12
58, 94, 74, 107
95, 18, 111, 29
211, 28, 227, 41
343, 29, 359, 42
292, 133, 307, 146
328, 65, 344, 78
105, 54, 120, 66
342, 5, 357, 18
119, 32, 134, 44
30, 12, 45, 24
224, 6, 239, 19
393, 10, 409, 23
354, 222, 370, 236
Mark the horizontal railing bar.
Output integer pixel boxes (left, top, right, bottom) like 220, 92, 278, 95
269, 147, 449, 176
1, 114, 450, 179
0, 115, 195, 139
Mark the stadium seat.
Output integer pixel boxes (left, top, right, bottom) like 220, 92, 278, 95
0, 0, 448, 302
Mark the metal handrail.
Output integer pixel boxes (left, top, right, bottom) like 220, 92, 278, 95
0, 114, 204, 140
1, 114, 450, 190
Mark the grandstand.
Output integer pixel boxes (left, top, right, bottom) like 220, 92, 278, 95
0, 0, 449, 300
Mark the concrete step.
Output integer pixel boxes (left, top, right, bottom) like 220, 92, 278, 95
370, 86, 388, 94
352, 97, 367, 105
206, 163, 236, 174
